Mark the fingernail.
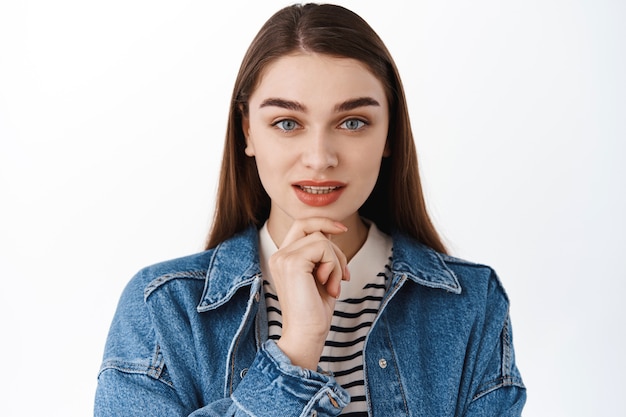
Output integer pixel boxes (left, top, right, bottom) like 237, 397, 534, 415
334, 222, 348, 231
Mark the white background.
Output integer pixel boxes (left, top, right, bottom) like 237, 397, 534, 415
0, 1, 624, 416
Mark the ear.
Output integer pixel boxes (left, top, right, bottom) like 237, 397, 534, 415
241, 114, 255, 157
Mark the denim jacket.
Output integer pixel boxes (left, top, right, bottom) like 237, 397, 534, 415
95, 226, 525, 416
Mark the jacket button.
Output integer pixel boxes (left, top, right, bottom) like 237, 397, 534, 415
311, 411, 317, 417
240, 368, 248, 378
378, 358, 388, 369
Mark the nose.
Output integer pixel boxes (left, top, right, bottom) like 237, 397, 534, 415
300, 130, 338, 170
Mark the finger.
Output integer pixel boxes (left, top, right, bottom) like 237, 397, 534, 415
280, 232, 348, 277
311, 239, 348, 298
276, 233, 341, 274
270, 233, 348, 293
281, 217, 348, 248
314, 261, 343, 298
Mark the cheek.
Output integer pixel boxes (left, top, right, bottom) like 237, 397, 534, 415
347, 154, 384, 191
356, 148, 387, 190
252, 160, 277, 199
251, 146, 294, 188
352, 141, 388, 171
253, 154, 275, 180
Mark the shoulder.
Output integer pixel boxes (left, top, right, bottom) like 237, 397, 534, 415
122, 226, 261, 307
139, 251, 215, 299
392, 233, 509, 305
120, 250, 215, 302
100, 250, 219, 366
110, 251, 216, 327
439, 252, 510, 303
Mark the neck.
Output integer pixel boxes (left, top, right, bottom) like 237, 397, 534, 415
329, 215, 369, 262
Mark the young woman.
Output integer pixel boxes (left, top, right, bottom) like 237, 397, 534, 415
95, 4, 525, 416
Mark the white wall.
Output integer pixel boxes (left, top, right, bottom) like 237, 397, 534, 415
0, 1, 623, 415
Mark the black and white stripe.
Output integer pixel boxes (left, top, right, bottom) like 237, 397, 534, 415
264, 267, 391, 416
259, 221, 393, 416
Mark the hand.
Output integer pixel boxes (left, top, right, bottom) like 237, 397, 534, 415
270, 218, 351, 370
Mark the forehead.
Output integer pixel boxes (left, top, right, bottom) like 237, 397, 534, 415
249, 52, 387, 105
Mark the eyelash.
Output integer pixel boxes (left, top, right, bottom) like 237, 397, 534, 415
271, 118, 369, 133
340, 118, 368, 131
272, 119, 300, 132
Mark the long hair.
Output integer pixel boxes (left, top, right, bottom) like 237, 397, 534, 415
206, 3, 446, 254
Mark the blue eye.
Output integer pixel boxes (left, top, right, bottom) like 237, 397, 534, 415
341, 119, 366, 130
274, 119, 299, 132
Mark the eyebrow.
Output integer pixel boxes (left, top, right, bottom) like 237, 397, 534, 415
259, 98, 306, 111
334, 97, 380, 112
258, 97, 381, 112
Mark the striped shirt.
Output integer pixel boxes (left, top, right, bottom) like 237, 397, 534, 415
258, 222, 393, 416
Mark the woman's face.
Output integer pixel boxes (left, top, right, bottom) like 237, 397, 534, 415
243, 52, 390, 235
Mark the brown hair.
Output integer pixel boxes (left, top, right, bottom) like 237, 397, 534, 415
205, 3, 447, 254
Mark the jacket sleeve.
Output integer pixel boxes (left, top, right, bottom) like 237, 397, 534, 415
94, 270, 348, 417
229, 341, 349, 416
94, 345, 349, 417
96, 344, 349, 417
464, 313, 526, 416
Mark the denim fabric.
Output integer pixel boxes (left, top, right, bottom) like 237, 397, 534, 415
95, 226, 525, 416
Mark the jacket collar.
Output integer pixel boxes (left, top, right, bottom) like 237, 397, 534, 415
198, 226, 461, 310
390, 232, 461, 294
197, 227, 262, 311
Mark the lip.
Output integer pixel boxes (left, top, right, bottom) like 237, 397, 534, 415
292, 180, 346, 207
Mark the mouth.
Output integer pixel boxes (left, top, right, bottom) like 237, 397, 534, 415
292, 182, 345, 206
297, 185, 342, 195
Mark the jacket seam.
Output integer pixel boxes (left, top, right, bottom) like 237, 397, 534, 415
143, 270, 206, 300
98, 360, 174, 388
150, 343, 167, 381
438, 254, 485, 268
382, 315, 410, 415
472, 375, 526, 401
472, 312, 524, 401
501, 313, 513, 376
226, 276, 262, 396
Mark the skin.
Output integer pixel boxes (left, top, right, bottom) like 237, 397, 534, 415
242, 52, 390, 370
